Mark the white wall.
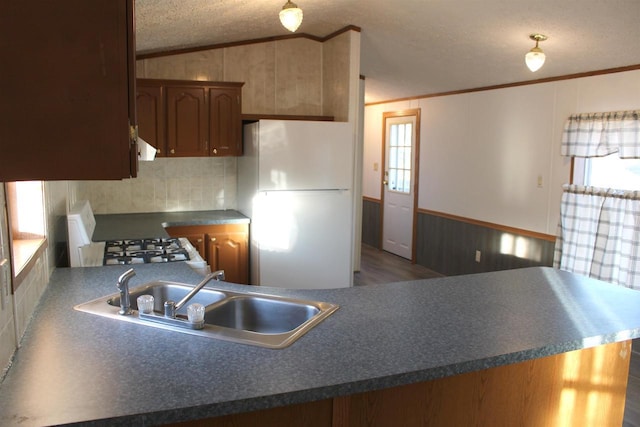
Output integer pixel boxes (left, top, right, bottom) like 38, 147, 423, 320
363, 69, 640, 235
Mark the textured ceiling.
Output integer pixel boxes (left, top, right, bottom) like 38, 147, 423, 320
136, 0, 640, 104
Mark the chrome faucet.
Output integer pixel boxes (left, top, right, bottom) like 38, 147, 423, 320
164, 270, 225, 318
116, 268, 136, 315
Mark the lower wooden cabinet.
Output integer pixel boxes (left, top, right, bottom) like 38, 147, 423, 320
180, 233, 206, 258
166, 224, 248, 284
164, 341, 630, 427
206, 227, 249, 285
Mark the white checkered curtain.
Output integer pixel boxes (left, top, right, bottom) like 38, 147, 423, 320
561, 110, 640, 158
554, 185, 640, 290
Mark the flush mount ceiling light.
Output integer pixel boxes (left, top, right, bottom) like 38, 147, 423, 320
525, 33, 548, 72
279, 0, 303, 32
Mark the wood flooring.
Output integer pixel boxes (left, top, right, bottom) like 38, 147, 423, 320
355, 244, 640, 426
353, 244, 442, 286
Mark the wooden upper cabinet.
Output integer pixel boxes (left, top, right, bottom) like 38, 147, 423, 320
0, 0, 137, 181
166, 87, 208, 157
136, 79, 244, 158
136, 84, 165, 157
209, 87, 243, 156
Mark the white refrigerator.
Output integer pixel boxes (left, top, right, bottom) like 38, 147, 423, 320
238, 120, 355, 289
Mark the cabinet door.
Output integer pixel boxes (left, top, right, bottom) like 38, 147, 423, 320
0, 0, 137, 181
183, 233, 206, 258
209, 87, 242, 156
166, 87, 208, 157
164, 227, 206, 257
207, 232, 249, 284
136, 84, 165, 157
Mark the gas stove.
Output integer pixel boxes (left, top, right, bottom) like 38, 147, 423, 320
103, 237, 190, 265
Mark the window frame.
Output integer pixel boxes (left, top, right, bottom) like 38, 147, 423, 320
5, 182, 48, 290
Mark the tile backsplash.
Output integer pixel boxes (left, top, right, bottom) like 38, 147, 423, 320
76, 157, 238, 214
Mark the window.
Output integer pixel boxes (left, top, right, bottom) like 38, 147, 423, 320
574, 156, 640, 191
5, 181, 47, 286
558, 110, 640, 289
386, 122, 413, 193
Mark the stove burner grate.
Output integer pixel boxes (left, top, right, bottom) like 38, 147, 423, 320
102, 238, 190, 265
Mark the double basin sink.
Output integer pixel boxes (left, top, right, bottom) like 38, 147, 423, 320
75, 281, 339, 349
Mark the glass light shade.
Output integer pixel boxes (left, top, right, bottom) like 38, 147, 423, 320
279, 1, 303, 32
525, 47, 546, 72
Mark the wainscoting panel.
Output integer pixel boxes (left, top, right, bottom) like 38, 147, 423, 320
359, 198, 555, 276
361, 198, 381, 248
416, 212, 555, 276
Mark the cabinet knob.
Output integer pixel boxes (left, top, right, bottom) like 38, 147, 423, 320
170, 148, 175, 154
210, 237, 217, 242
196, 238, 202, 243
157, 148, 162, 154
212, 148, 218, 154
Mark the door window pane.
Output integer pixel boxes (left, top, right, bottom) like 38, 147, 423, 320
388, 123, 412, 193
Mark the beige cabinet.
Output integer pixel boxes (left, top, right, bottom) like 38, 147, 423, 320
166, 224, 249, 284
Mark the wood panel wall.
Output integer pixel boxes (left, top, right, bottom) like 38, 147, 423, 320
361, 198, 555, 275
136, 31, 357, 120
361, 198, 381, 248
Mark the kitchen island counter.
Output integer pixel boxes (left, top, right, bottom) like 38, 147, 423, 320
92, 209, 249, 241
1, 265, 639, 426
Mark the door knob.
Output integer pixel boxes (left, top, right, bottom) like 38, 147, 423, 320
383, 180, 388, 185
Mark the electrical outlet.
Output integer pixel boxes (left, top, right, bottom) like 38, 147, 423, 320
475, 250, 481, 263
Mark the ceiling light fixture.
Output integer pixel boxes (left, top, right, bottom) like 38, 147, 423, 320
279, 0, 303, 32
525, 33, 548, 72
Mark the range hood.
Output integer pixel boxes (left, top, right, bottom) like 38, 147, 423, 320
138, 137, 157, 161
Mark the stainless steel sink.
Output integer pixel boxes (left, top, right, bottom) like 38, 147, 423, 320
75, 281, 339, 349
205, 295, 321, 333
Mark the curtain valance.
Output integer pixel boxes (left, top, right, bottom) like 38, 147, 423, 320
561, 110, 640, 158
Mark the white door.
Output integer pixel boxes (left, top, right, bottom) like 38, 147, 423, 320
382, 114, 417, 260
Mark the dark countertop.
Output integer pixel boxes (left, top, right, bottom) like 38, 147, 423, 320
1, 265, 640, 426
92, 210, 250, 241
